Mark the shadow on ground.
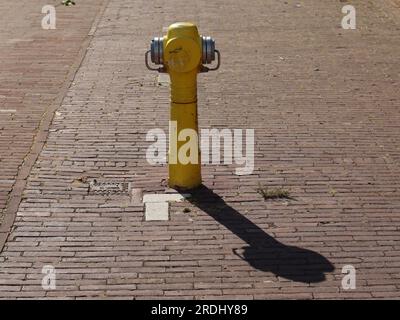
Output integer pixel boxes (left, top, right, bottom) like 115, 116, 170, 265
188, 185, 335, 283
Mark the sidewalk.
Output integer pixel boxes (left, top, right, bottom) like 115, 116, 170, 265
0, 0, 105, 246
0, 0, 400, 299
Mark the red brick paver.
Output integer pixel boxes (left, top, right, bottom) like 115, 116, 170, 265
0, 0, 400, 299
0, 0, 105, 245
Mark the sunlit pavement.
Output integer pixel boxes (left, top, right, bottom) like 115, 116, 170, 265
0, 0, 400, 299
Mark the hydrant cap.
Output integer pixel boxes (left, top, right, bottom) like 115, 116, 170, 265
165, 37, 201, 73
167, 22, 199, 37
164, 22, 201, 72
164, 23, 201, 73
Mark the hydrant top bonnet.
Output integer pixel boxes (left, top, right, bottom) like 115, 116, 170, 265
146, 22, 220, 73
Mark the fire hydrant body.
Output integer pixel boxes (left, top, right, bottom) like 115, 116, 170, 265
146, 22, 220, 190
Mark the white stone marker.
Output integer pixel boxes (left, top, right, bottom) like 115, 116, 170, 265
145, 201, 169, 221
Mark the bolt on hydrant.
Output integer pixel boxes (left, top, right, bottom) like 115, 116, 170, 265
145, 22, 220, 190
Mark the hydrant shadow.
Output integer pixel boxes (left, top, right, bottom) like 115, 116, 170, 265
188, 185, 335, 283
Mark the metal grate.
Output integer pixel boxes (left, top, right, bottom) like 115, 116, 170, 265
88, 179, 129, 195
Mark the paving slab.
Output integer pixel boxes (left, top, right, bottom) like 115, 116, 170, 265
145, 202, 169, 221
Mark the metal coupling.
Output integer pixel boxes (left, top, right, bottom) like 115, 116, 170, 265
145, 37, 165, 72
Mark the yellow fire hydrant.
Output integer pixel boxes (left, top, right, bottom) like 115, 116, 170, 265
145, 22, 220, 189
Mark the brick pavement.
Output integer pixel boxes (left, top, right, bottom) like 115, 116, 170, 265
0, 0, 400, 299
0, 0, 105, 244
